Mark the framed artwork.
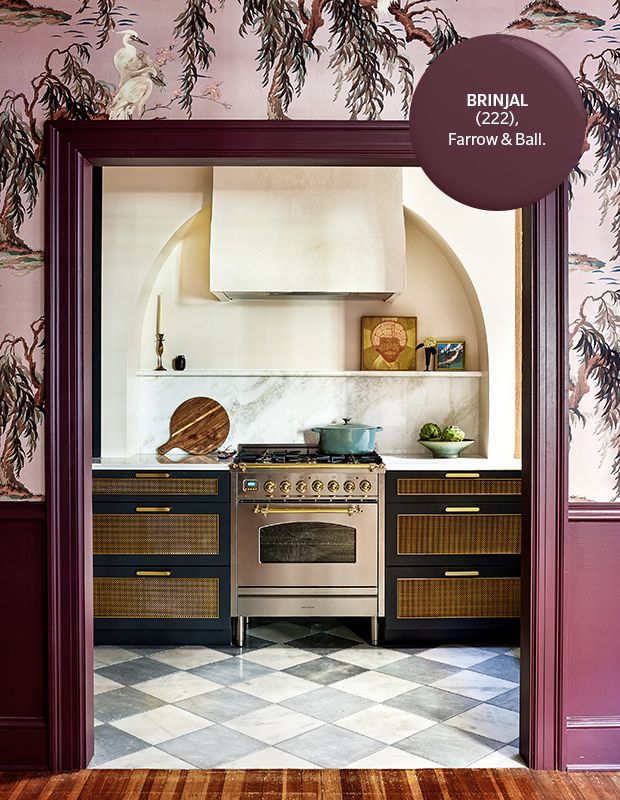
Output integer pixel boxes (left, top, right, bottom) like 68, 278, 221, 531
436, 340, 465, 370
362, 316, 417, 370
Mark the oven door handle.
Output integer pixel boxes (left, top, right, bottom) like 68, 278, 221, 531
254, 504, 364, 517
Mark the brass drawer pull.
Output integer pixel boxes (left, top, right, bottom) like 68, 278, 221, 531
135, 570, 171, 577
135, 507, 171, 513
134, 473, 170, 478
444, 473, 480, 478
445, 507, 480, 513
444, 570, 480, 577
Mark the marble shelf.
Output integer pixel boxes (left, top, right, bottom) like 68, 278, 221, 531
136, 369, 483, 378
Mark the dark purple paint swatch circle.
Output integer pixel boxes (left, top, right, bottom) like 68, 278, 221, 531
409, 34, 587, 211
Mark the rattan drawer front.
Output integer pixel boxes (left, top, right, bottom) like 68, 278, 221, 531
397, 514, 521, 555
94, 576, 219, 619
396, 576, 520, 619
396, 478, 521, 496
93, 513, 219, 555
93, 476, 220, 496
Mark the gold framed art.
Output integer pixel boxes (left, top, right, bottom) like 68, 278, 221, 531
362, 316, 417, 371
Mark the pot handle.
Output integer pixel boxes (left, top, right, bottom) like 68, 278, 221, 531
311, 428, 321, 433
375, 427, 383, 432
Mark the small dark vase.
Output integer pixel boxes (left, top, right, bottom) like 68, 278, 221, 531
172, 354, 186, 371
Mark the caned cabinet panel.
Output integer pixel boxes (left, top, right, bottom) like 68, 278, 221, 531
94, 576, 219, 619
395, 576, 520, 619
92, 470, 229, 501
386, 471, 521, 501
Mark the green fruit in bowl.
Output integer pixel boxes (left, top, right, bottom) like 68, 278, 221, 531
419, 422, 442, 441
442, 425, 465, 442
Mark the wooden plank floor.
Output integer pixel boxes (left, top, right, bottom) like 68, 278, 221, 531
1, 770, 620, 799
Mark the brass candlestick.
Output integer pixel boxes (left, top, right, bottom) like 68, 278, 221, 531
155, 333, 167, 371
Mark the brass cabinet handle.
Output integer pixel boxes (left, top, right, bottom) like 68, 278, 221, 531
444, 473, 480, 478
444, 507, 480, 513
254, 505, 363, 517
444, 570, 480, 577
135, 506, 171, 513
135, 570, 171, 577
135, 473, 170, 478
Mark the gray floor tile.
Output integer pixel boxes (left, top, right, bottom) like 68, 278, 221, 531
377, 655, 458, 684
385, 686, 480, 721
158, 723, 264, 768
470, 655, 520, 683
291, 632, 359, 653
210, 636, 275, 656
488, 687, 520, 712
176, 687, 271, 723
189, 658, 273, 685
281, 687, 375, 722
395, 723, 504, 767
278, 723, 383, 767
96, 657, 178, 686
124, 645, 173, 657
509, 738, 520, 748
90, 724, 148, 767
94, 686, 165, 723
284, 657, 365, 686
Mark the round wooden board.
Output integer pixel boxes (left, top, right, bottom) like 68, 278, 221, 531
157, 397, 230, 455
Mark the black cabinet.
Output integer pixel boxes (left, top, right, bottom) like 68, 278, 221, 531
384, 469, 521, 644
93, 469, 231, 645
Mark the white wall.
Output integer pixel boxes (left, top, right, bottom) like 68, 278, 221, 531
101, 165, 515, 458
402, 169, 517, 462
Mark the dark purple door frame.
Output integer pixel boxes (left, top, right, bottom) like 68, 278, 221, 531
45, 119, 568, 771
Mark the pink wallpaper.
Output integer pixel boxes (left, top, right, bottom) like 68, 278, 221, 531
0, 0, 618, 500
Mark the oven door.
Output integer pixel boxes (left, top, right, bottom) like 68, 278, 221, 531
236, 501, 378, 588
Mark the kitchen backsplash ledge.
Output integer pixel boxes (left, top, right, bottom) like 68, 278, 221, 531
123, 373, 480, 457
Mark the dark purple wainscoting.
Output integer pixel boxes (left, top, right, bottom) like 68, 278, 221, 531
0, 503, 48, 769
563, 505, 620, 770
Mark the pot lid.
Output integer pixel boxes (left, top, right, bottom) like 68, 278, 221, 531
316, 418, 380, 431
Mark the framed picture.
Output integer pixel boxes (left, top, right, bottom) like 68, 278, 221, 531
362, 316, 417, 370
436, 340, 465, 371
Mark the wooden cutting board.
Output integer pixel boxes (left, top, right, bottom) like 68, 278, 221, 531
157, 397, 230, 455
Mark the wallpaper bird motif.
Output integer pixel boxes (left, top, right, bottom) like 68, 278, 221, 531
0, 0, 619, 500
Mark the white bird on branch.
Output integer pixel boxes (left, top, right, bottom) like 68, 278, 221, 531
108, 66, 158, 120
113, 29, 165, 88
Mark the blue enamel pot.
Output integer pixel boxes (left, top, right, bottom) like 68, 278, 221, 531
311, 418, 383, 454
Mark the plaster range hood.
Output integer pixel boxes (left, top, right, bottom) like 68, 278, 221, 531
209, 166, 407, 301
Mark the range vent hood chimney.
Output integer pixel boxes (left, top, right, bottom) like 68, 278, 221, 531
209, 166, 406, 301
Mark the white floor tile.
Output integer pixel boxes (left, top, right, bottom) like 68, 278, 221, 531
149, 646, 231, 670
93, 718, 104, 727
239, 646, 320, 671
220, 746, 320, 769
134, 672, 221, 703
329, 645, 410, 670
469, 745, 526, 768
94, 746, 195, 769
233, 671, 320, 703
348, 746, 442, 768
110, 704, 212, 745
417, 646, 498, 669
94, 646, 140, 669
224, 704, 322, 745
432, 670, 517, 701
331, 670, 417, 702
335, 704, 435, 744
446, 703, 520, 744
94, 673, 123, 695
249, 622, 310, 643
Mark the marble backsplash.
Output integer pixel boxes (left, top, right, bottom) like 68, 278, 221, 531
132, 374, 480, 456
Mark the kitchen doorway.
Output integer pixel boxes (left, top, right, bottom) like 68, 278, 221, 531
45, 120, 568, 771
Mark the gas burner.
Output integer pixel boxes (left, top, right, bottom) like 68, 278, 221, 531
233, 444, 383, 467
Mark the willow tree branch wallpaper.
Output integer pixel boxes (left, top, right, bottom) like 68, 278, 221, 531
0, 0, 619, 500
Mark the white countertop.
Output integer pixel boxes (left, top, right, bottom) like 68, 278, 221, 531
93, 454, 521, 472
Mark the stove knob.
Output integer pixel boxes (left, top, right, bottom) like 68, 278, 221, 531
312, 479, 324, 493
264, 480, 276, 495
360, 479, 372, 494
296, 480, 307, 494
327, 480, 340, 494
343, 480, 355, 494
280, 480, 292, 493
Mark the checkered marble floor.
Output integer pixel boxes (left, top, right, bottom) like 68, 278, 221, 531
91, 620, 524, 769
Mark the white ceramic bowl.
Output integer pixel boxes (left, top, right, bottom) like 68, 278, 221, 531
418, 439, 475, 459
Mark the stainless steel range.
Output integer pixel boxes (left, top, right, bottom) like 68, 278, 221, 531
231, 444, 385, 646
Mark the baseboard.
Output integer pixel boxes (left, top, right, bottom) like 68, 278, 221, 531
0, 717, 48, 769
565, 720, 620, 770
